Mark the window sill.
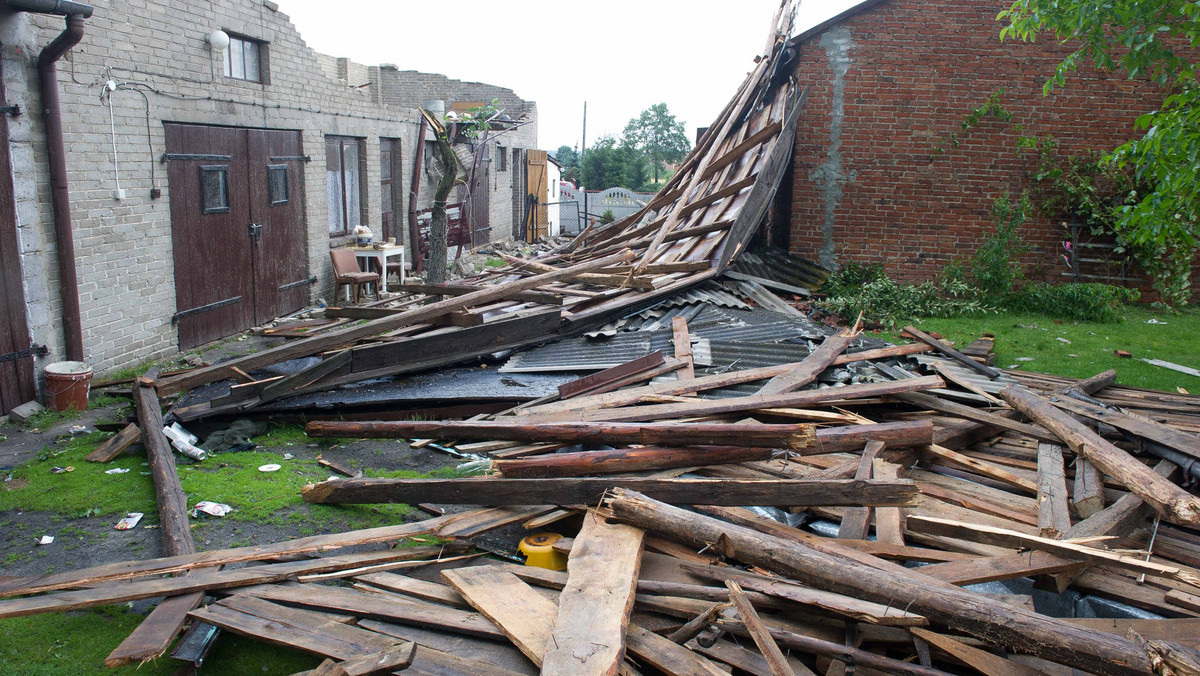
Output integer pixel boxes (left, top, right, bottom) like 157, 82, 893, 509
329, 234, 356, 248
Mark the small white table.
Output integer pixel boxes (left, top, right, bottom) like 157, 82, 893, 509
350, 245, 405, 294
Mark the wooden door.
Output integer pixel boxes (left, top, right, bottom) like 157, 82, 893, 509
166, 124, 307, 349
249, 129, 308, 324
525, 149, 548, 240
468, 147, 490, 247
0, 61, 36, 414
379, 138, 401, 243
166, 123, 255, 350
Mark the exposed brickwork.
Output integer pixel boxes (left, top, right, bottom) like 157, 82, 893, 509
788, 0, 1197, 294
0, 0, 537, 377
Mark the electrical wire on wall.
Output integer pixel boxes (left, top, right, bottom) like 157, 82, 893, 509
101, 79, 122, 198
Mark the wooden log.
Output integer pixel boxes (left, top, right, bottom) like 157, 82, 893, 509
1052, 396, 1200, 461
1037, 442, 1072, 539
84, 423, 141, 462
668, 602, 731, 644
602, 488, 1154, 676
873, 459, 905, 546
756, 332, 855, 396
726, 579, 796, 676
1066, 460, 1176, 541
154, 248, 635, 395
532, 376, 945, 424
903, 326, 1002, 379
809, 420, 933, 455
542, 513, 644, 675
672, 316, 696, 385
499, 253, 662, 290
1000, 385, 1200, 526
307, 419, 818, 449
557, 351, 666, 400
905, 515, 1200, 585
494, 445, 777, 478
396, 281, 564, 305
892, 391, 1055, 442
106, 373, 200, 666
301, 477, 918, 507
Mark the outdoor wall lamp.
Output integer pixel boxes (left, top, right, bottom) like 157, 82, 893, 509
206, 29, 230, 51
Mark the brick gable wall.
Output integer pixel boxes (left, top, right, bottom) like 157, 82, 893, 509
787, 0, 1198, 295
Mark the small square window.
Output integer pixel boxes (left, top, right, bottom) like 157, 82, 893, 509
268, 164, 288, 205
200, 165, 230, 214
224, 35, 264, 82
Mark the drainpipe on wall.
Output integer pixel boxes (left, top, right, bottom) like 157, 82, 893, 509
37, 10, 90, 361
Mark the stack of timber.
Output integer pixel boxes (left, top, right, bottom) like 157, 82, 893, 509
150, 0, 809, 419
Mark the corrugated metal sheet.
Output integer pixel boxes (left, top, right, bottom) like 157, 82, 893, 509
729, 248, 830, 290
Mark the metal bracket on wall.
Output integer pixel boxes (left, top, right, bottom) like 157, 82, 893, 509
171, 296, 243, 324
278, 276, 317, 291
161, 153, 234, 164
0, 103, 20, 117
0, 344, 48, 365
268, 155, 311, 162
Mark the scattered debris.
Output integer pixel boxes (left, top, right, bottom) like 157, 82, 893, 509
114, 513, 143, 530
104, 467, 130, 475
7, 400, 44, 423
1116, 350, 1133, 358
257, 463, 281, 473
35, 535, 53, 546
1142, 358, 1200, 378
191, 501, 233, 518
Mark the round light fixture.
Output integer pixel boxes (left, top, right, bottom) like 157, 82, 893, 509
206, 29, 230, 51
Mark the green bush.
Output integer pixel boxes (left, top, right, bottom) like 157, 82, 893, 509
819, 262, 886, 298
819, 275, 997, 329
972, 193, 1031, 296
1004, 282, 1139, 322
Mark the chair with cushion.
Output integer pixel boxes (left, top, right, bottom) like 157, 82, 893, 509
330, 249, 379, 304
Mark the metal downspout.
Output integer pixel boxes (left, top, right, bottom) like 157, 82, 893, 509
37, 12, 86, 360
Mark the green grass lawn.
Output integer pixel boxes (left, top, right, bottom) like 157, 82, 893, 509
878, 306, 1200, 391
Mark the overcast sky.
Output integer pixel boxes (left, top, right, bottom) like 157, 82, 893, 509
277, 0, 862, 152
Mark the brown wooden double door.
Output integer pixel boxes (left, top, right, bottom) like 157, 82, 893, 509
0, 61, 36, 414
165, 124, 308, 350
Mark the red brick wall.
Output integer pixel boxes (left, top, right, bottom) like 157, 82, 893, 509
787, 0, 1196, 295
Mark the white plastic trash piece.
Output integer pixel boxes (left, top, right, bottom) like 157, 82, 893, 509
105, 467, 131, 475
115, 513, 143, 530
282, 453, 294, 460
37, 535, 53, 545
163, 423, 207, 461
192, 501, 233, 518
258, 463, 281, 473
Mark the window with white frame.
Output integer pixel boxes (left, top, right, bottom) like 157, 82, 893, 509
224, 35, 263, 82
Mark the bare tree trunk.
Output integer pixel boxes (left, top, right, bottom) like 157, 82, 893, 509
428, 133, 456, 285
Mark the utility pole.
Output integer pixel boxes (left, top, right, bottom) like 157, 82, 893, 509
581, 101, 588, 231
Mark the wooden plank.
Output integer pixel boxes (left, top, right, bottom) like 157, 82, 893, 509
557, 351, 666, 400
1052, 396, 1200, 461
301, 477, 918, 507
542, 513, 644, 676
872, 458, 905, 546
909, 627, 1044, 676
1065, 460, 1174, 540
903, 326, 1002, 379
922, 444, 1039, 494
235, 583, 504, 640
494, 445, 777, 478
396, 281, 563, 305
0, 550, 464, 619
84, 423, 141, 462
1036, 442, 1072, 539
672, 316, 696, 384
300, 643, 415, 676
441, 566, 552, 666
838, 441, 881, 540
357, 619, 537, 675
756, 332, 854, 396
918, 551, 1085, 587
353, 572, 469, 609
1001, 385, 1200, 526
720, 576, 796, 676
894, 391, 1055, 442
905, 515, 1200, 585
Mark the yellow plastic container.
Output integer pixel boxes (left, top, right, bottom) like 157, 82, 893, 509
518, 533, 568, 571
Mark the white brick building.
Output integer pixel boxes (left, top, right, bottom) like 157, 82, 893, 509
0, 0, 539, 410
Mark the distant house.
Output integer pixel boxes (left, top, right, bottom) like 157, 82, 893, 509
784, 0, 1195, 294
0, 0, 538, 413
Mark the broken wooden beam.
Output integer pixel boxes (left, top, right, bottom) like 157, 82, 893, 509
396, 281, 563, 305
84, 423, 141, 462
306, 419, 819, 450
903, 326, 1002, 379
301, 477, 919, 508
1000, 385, 1200, 526
493, 445, 778, 478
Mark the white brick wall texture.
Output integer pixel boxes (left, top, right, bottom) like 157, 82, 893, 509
0, 0, 538, 377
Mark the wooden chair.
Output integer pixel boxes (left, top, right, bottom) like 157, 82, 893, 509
329, 249, 379, 304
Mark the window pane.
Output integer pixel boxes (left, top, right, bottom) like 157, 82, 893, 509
326, 139, 344, 233
200, 166, 229, 214
223, 41, 232, 77
244, 41, 260, 82
381, 185, 392, 213
268, 164, 288, 205
230, 37, 245, 79
380, 149, 392, 181
343, 142, 360, 227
